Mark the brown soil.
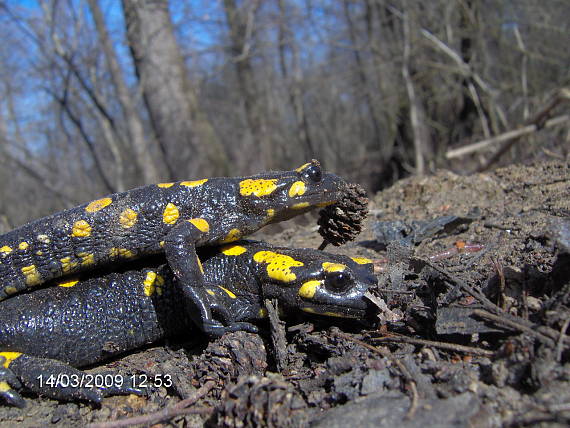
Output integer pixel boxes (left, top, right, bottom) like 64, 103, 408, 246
1, 160, 569, 427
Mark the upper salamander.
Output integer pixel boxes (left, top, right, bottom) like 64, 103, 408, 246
0, 161, 346, 335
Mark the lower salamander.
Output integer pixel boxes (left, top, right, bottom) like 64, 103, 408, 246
0, 241, 378, 407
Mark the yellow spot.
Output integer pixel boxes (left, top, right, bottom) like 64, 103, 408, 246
4, 286, 17, 295
159, 241, 165, 248
292, 202, 310, 209
119, 208, 138, 228
323, 262, 346, 273
317, 201, 335, 207
302, 307, 353, 318
266, 209, 275, 222
0, 382, 11, 392
0, 246, 13, 255
206, 289, 216, 297
181, 179, 208, 187
258, 308, 268, 318
60, 257, 78, 274
197, 257, 204, 274
78, 252, 95, 267
253, 251, 304, 282
239, 179, 278, 197
18, 242, 29, 250
217, 285, 237, 299
188, 218, 210, 233
58, 279, 79, 288
145, 272, 164, 295
295, 162, 311, 173
36, 251, 43, 256
221, 228, 242, 243
163, 203, 179, 224
323, 312, 348, 318
157, 182, 174, 188
86, 197, 112, 213
143, 271, 157, 296
351, 257, 373, 265
0, 352, 22, 368
288, 181, 306, 197
37, 235, 50, 243
110, 248, 135, 259
299, 280, 322, 299
21, 265, 41, 286
221, 245, 247, 256
72, 220, 92, 237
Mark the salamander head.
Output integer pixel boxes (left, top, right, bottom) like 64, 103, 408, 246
236, 160, 346, 223
248, 244, 378, 321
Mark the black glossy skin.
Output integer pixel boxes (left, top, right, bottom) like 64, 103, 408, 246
0, 161, 346, 335
0, 241, 377, 406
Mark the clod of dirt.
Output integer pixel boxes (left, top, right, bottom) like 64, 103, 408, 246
318, 183, 368, 248
211, 375, 308, 428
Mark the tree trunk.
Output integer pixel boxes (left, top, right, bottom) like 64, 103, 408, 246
122, 0, 226, 179
223, 0, 270, 169
88, 0, 162, 184
277, 0, 314, 160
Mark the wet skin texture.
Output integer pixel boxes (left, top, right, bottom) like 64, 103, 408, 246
0, 241, 377, 407
0, 161, 346, 335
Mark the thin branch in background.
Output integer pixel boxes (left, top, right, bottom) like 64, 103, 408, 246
512, 25, 529, 121
48, 85, 116, 193
0, 152, 76, 206
420, 27, 509, 131
446, 88, 570, 164
446, 115, 570, 160
401, 7, 425, 175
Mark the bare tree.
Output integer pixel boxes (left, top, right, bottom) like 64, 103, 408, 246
222, 0, 270, 169
87, 0, 162, 184
277, 0, 314, 160
122, 0, 227, 179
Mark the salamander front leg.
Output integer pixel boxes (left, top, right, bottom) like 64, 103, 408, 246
164, 222, 258, 336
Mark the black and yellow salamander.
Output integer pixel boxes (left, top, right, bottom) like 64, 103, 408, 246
0, 161, 347, 335
0, 241, 377, 407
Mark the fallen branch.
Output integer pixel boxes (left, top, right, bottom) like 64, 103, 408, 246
472, 309, 556, 348
372, 334, 495, 357
446, 114, 570, 159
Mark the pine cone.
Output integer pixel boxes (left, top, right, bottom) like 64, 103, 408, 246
213, 375, 308, 428
318, 183, 368, 247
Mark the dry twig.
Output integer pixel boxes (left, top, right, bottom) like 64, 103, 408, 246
372, 334, 494, 358
86, 380, 215, 428
472, 309, 556, 347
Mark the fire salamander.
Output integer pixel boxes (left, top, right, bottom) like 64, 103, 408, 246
0, 161, 346, 335
0, 241, 377, 407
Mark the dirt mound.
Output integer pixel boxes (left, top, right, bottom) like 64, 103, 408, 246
2, 161, 569, 427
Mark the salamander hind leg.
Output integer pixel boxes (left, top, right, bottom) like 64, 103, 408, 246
0, 356, 25, 407
0, 352, 144, 406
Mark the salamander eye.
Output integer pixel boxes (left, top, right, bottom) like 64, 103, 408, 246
324, 271, 351, 293
303, 165, 322, 183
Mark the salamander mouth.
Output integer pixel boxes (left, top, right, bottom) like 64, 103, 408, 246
299, 297, 377, 321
